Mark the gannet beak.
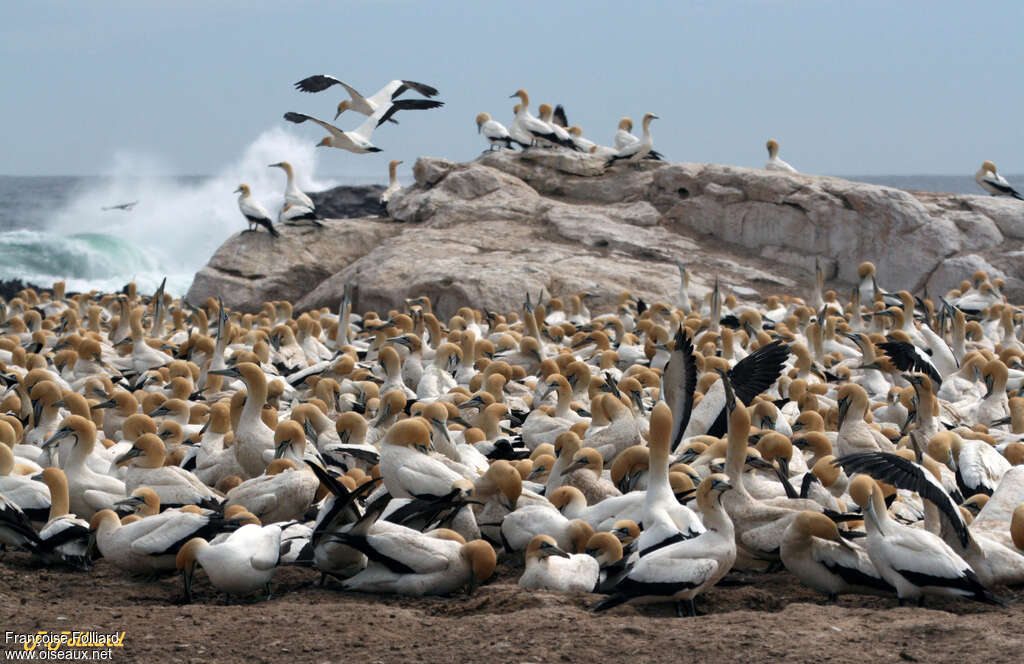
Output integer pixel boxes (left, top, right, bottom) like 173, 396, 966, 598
93, 399, 117, 410
43, 428, 71, 450
115, 446, 144, 466
274, 440, 290, 459
158, 429, 175, 441
268, 163, 281, 168
233, 186, 243, 194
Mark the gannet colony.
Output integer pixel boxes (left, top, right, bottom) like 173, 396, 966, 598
4, 74, 1024, 640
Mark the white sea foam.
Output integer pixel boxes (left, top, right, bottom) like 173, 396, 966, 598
0, 128, 338, 296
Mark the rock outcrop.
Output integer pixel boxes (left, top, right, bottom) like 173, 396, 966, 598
186, 150, 1024, 315
309, 184, 385, 219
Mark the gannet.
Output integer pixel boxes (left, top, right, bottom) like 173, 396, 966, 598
975, 161, 1024, 199
508, 89, 569, 148
476, 112, 517, 151
233, 185, 279, 237
43, 415, 125, 518
293, 75, 443, 122
781, 510, 892, 600
606, 113, 658, 167
337, 524, 497, 596
518, 534, 600, 592
537, 104, 580, 151
593, 474, 737, 616
34, 468, 91, 569
379, 160, 403, 212
116, 433, 220, 509
848, 474, 1002, 606
209, 363, 275, 478
379, 419, 467, 499
613, 117, 637, 150
284, 98, 410, 154
0, 443, 50, 522
0, 494, 42, 554
177, 523, 282, 602
765, 139, 798, 173
268, 160, 317, 219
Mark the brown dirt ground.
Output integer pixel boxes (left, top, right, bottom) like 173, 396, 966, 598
2, 551, 1022, 664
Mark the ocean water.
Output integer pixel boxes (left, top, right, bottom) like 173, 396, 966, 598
0, 159, 1014, 297
0, 128, 384, 297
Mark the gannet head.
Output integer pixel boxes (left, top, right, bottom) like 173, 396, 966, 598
525, 534, 570, 561
585, 532, 623, 566
794, 510, 841, 540
234, 184, 250, 196
513, 103, 522, 116
316, 137, 332, 148
475, 112, 490, 131
268, 161, 293, 176
766, 139, 779, 157
857, 261, 875, 278
618, 117, 633, 131
462, 540, 497, 594
569, 125, 582, 137
642, 112, 659, 125
334, 99, 350, 121
982, 160, 998, 175
848, 474, 878, 512
388, 159, 403, 175
537, 103, 552, 120
509, 89, 529, 106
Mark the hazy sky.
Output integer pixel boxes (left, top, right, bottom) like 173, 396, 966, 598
4, 1, 1023, 177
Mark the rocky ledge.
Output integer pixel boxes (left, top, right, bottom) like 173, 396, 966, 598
185, 151, 1024, 316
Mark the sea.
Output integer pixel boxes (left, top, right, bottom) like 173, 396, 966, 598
0, 140, 1011, 299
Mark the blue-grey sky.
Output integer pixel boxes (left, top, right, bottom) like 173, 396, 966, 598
3, 1, 1023, 177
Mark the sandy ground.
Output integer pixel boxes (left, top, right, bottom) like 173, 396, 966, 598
2, 552, 1023, 664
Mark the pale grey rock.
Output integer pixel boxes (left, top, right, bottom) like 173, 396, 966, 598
187, 152, 1024, 317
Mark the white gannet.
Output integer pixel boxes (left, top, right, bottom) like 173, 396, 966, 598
765, 139, 798, 173
475, 112, 517, 151
379, 159, 403, 212
975, 160, 1024, 200
613, 117, 637, 150
606, 113, 658, 167
34, 467, 91, 569
209, 363, 275, 479
780, 510, 893, 600
43, 415, 125, 519
233, 185, 279, 237
268, 161, 315, 211
337, 525, 497, 596
176, 523, 282, 602
508, 89, 569, 148
116, 433, 220, 509
284, 98, 410, 155
592, 474, 737, 616
848, 474, 1001, 606
293, 75, 443, 122
518, 534, 599, 593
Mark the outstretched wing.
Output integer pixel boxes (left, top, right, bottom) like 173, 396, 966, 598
294, 74, 362, 99
283, 112, 345, 139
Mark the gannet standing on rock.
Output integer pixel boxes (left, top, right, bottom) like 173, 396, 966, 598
606, 113, 658, 168
379, 160, 403, 213
476, 113, 517, 151
765, 139, 798, 173
614, 117, 637, 150
269, 161, 320, 226
293, 75, 444, 123
975, 161, 1024, 199
233, 185, 278, 237
508, 89, 569, 148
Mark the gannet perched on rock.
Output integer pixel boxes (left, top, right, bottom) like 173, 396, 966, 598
765, 139, 798, 173
508, 89, 570, 148
269, 161, 320, 226
233, 185, 279, 237
476, 113, 517, 151
975, 161, 1024, 200
293, 75, 443, 122
606, 113, 658, 167
379, 160, 403, 213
